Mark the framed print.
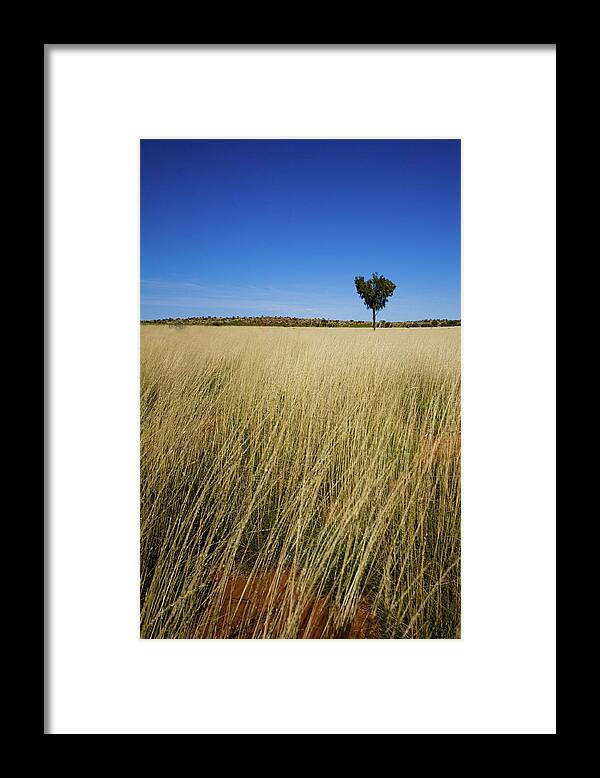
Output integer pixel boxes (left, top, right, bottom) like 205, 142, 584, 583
46, 44, 556, 734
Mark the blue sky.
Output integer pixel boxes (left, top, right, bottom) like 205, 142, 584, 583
141, 140, 460, 321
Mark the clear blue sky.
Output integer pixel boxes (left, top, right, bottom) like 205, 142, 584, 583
141, 140, 460, 321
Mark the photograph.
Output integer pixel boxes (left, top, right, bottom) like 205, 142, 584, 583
140, 139, 462, 639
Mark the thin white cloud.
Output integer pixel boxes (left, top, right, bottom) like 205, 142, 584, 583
140, 278, 459, 320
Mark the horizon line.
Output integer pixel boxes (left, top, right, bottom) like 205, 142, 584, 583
141, 314, 461, 323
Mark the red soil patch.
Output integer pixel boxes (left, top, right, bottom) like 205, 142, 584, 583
195, 569, 379, 639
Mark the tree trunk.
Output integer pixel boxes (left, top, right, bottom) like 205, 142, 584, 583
372, 308, 376, 331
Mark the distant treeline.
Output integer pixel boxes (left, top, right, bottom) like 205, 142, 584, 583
142, 316, 461, 328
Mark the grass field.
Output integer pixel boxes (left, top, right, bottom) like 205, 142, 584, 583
140, 325, 461, 638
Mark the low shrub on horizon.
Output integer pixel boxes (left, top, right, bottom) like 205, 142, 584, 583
143, 316, 461, 329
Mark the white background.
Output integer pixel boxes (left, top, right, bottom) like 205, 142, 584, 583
47, 45, 556, 734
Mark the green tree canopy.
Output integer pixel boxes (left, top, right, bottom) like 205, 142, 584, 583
354, 273, 396, 330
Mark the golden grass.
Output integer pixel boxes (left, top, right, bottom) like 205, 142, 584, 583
140, 325, 461, 638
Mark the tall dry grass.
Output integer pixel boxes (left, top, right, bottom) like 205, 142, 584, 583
140, 326, 460, 638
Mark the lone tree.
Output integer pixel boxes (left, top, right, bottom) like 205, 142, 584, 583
354, 272, 396, 330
